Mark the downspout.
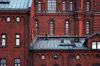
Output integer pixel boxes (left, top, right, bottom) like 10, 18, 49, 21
28, 9, 30, 66
32, 51, 34, 66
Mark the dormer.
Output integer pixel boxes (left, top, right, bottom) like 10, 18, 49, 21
84, 32, 100, 49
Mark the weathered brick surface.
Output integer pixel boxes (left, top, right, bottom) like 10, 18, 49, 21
0, 11, 29, 66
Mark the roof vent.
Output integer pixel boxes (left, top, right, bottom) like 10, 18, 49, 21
0, 0, 9, 3
74, 38, 79, 42
61, 39, 64, 43
44, 33, 48, 40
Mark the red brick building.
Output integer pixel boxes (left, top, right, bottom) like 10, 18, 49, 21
0, 0, 100, 66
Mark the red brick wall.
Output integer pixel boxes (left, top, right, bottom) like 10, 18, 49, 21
0, 11, 28, 66
33, 50, 100, 66
88, 34, 100, 48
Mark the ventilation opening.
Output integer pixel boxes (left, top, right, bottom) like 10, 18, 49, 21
74, 38, 79, 42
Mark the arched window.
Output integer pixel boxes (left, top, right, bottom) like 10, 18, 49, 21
41, 55, 45, 60
87, 2, 90, 11
70, 1, 73, 11
47, 0, 56, 11
38, 1, 41, 11
7, 17, 10, 22
16, 17, 20, 22
63, 1, 65, 11
54, 55, 58, 60
50, 21, 54, 35
76, 55, 80, 60
86, 21, 89, 34
66, 21, 69, 35
96, 55, 99, 59
35, 21, 38, 36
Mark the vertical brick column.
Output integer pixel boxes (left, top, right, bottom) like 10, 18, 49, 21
79, 18, 83, 36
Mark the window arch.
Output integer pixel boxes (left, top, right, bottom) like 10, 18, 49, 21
54, 55, 58, 60
96, 55, 99, 59
65, 21, 69, 35
87, 2, 90, 12
41, 55, 45, 60
16, 17, 20, 22
7, 16, 10, 22
50, 21, 54, 35
63, 1, 65, 11
86, 21, 90, 34
70, 1, 73, 11
76, 55, 80, 60
38, 1, 41, 11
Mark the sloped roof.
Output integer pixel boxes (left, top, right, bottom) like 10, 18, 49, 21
31, 37, 89, 50
0, 0, 32, 11
83, 32, 100, 45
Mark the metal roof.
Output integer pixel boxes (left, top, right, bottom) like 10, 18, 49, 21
31, 37, 89, 50
0, 0, 32, 11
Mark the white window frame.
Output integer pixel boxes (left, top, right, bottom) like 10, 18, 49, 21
35, 21, 38, 36
2, 35, 6, 46
38, 1, 41, 11
70, 1, 73, 11
50, 21, 54, 35
7, 17, 10, 22
87, 2, 90, 12
66, 21, 69, 35
63, 1, 65, 11
86, 22, 89, 34
47, 0, 57, 11
0, 59, 7, 66
15, 59, 21, 66
16, 17, 20, 22
54, 55, 58, 60
41, 55, 45, 60
16, 34, 20, 46
76, 55, 80, 60
92, 42, 100, 49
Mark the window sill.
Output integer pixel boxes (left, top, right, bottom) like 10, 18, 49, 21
14, 45, 21, 48
0, 46, 7, 48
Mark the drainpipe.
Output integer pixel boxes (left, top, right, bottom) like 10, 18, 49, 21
28, 9, 30, 66
32, 51, 34, 66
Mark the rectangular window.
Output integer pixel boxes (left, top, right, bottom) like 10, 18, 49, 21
38, 1, 41, 11
70, 2, 73, 11
0, 59, 7, 66
87, 2, 90, 11
50, 21, 53, 35
2, 35, 6, 46
15, 59, 21, 66
47, 0, 56, 11
92, 42, 96, 49
63, 1, 65, 11
35, 21, 38, 36
16, 34, 20, 46
97, 42, 100, 49
86, 22, 89, 34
